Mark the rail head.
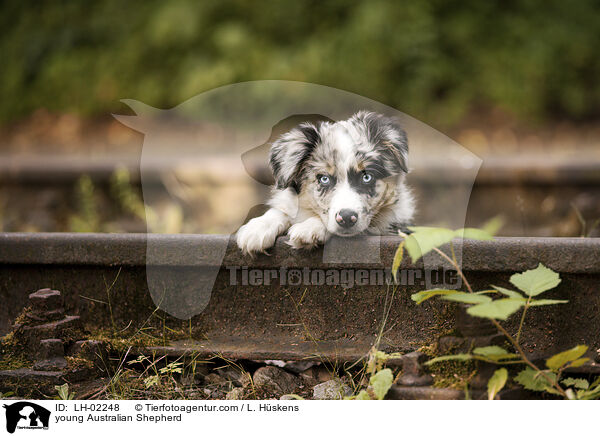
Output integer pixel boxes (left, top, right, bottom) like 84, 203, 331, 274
1, 232, 599, 273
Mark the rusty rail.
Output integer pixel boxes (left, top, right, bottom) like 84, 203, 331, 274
1, 233, 599, 366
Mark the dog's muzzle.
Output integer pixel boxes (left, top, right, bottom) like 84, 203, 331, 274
335, 209, 358, 229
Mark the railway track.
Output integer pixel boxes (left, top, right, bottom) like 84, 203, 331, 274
1, 233, 600, 399
1, 155, 599, 236
1, 233, 599, 359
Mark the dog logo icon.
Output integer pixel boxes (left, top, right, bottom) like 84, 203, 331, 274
2, 402, 51, 433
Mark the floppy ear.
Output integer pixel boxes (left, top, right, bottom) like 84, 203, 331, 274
269, 122, 321, 191
358, 112, 408, 174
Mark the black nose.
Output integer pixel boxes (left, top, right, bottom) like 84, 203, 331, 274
336, 209, 358, 228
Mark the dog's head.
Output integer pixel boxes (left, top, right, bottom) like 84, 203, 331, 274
269, 111, 409, 236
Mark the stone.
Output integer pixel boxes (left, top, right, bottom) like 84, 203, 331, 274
280, 394, 302, 400
204, 373, 227, 386
36, 339, 64, 360
32, 339, 67, 372
226, 387, 245, 400
263, 360, 317, 374
29, 289, 62, 314
469, 361, 497, 390
300, 365, 333, 387
16, 316, 82, 350
253, 366, 302, 397
312, 379, 352, 400
217, 366, 251, 387
396, 352, 433, 387
33, 357, 68, 371
0, 368, 64, 396
68, 340, 108, 367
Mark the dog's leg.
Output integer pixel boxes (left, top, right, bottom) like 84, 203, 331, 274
237, 208, 291, 254
287, 216, 330, 249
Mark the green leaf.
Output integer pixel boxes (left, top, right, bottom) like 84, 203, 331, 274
561, 378, 589, 390
441, 292, 492, 305
466, 298, 525, 320
411, 289, 459, 304
144, 375, 160, 388
577, 383, 600, 400
481, 216, 505, 236
569, 357, 589, 368
455, 228, 494, 241
528, 299, 569, 306
491, 285, 523, 299
546, 345, 588, 370
515, 368, 557, 392
487, 368, 508, 400
405, 227, 455, 261
352, 390, 371, 400
473, 346, 510, 357
473, 346, 518, 361
391, 241, 405, 282
426, 354, 473, 365
370, 368, 394, 400
509, 263, 561, 297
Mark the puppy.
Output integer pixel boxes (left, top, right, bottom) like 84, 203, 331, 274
237, 111, 415, 254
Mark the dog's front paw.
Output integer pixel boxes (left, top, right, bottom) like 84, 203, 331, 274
237, 215, 285, 255
287, 218, 329, 249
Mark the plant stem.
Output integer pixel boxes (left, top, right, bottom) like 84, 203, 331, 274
516, 297, 531, 345
398, 231, 474, 293
492, 319, 567, 397
431, 245, 474, 294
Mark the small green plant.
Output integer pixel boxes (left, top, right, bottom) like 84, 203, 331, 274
110, 166, 147, 222
145, 362, 184, 388
346, 348, 402, 400
69, 175, 100, 232
55, 383, 75, 400
395, 225, 600, 400
127, 355, 184, 390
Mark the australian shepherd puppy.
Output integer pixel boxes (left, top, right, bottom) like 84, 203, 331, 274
237, 111, 415, 254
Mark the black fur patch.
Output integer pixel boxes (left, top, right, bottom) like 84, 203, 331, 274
347, 168, 377, 196
357, 112, 408, 174
269, 122, 322, 190
388, 222, 413, 235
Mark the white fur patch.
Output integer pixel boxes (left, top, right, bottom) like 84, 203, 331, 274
286, 217, 330, 249
236, 208, 290, 254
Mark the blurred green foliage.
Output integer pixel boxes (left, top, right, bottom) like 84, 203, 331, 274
1, 0, 599, 126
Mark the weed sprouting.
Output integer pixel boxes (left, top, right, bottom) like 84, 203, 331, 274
398, 225, 600, 400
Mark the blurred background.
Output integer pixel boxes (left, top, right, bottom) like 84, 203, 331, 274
0, 0, 599, 236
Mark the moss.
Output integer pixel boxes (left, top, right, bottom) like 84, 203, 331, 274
0, 332, 17, 349
417, 333, 477, 390
66, 356, 94, 371
86, 324, 197, 354
0, 332, 32, 371
0, 355, 33, 371
428, 360, 477, 389
12, 307, 33, 327
88, 329, 164, 353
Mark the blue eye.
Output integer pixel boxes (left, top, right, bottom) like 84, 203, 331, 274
362, 173, 373, 184
318, 175, 331, 185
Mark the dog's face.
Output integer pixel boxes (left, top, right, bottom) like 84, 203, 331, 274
270, 111, 408, 236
